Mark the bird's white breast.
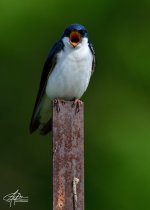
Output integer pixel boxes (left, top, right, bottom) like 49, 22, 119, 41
46, 37, 93, 100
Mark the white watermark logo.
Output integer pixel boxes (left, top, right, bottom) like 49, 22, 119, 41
3, 189, 28, 207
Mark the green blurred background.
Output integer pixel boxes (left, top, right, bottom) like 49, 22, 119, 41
0, 0, 150, 209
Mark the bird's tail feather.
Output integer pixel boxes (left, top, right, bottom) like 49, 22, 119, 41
39, 118, 52, 135
29, 105, 41, 134
30, 94, 51, 134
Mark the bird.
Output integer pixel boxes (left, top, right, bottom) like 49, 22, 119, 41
29, 24, 95, 135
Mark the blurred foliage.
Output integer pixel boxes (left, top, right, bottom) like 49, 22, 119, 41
0, 0, 150, 209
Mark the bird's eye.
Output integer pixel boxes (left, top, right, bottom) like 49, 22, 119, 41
79, 30, 84, 36
65, 29, 70, 37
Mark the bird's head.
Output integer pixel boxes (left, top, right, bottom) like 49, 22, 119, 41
62, 24, 88, 48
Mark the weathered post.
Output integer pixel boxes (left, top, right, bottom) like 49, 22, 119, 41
52, 101, 84, 210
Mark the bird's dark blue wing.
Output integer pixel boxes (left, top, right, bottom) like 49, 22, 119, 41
89, 42, 96, 73
39, 40, 64, 89
30, 40, 64, 133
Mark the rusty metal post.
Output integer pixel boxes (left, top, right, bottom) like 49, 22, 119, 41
52, 101, 84, 210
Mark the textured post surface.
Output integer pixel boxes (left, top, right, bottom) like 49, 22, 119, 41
52, 101, 84, 210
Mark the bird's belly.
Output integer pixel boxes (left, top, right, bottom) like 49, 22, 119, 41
46, 56, 92, 100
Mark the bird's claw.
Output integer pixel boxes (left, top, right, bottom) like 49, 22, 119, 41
72, 99, 83, 114
54, 99, 65, 112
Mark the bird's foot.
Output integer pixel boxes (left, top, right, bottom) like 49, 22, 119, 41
72, 98, 83, 114
54, 99, 65, 112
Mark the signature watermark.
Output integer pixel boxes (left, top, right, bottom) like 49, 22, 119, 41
3, 189, 28, 207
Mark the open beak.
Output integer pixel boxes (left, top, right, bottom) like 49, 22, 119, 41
69, 31, 81, 47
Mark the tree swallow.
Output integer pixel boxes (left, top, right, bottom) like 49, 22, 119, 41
30, 24, 95, 135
